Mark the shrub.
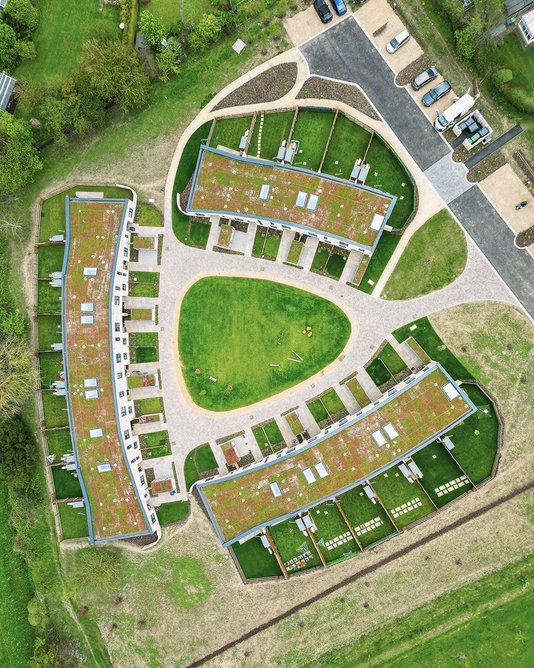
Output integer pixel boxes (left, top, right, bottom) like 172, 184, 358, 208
4, 0, 39, 39
16, 39, 36, 61
0, 21, 19, 72
156, 36, 182, 79
188, 14, 222, 52
138, 10, 166, 51
492, 68, 513, 88
0, 416, 36, 489
455, 20, 483, 61
0, 112, 42, 195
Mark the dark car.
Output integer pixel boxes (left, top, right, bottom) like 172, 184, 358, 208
422, 80, 452, 107
330, 0, 347, 15
314, 0, 333, 23
411, 66, 439, 90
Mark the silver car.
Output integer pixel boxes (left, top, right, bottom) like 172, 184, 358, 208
411, 66, 439, 90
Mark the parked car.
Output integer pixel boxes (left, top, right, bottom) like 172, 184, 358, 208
422, 80, 452, 107
330, 0, 348, 15
314, 0, 333, 23
411, 66, 438, 90
386, 30, 410, 54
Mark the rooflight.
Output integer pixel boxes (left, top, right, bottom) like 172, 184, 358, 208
89, 428, 103, 438
80, 315, 94, 325
315, 462, 329, 478
302, 467, 316, 484
370, 213, 384, 231
442, 383, 459, 400
85, 389, 99, 400
84, 378, 98, 388
97, 462, 112, 473
306, 194, 319, 211
295, 191, 308, 208
269, 482, 282, 497
81, 302, 94, 312
259, 184, 270, 200
371, 430, 387, 447
383, 423, 399, 439
83, 267, 98, 276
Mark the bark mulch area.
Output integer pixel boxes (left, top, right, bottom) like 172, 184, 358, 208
213, 63, 298, 111
467, 151, 506, 183
395, 54, 434, 87
296, 76, 380, 121
516, 225, 534, 248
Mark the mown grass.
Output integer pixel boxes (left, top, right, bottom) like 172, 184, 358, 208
130, 271, 159, 298
269, 519, 322, 572
322, 113, 372, 178
134, 397, 164, 417
357, 232, 401, 294
39, 352, 63, 386
253, 420, 285, 456
383, 210, 467, 300
139, 430, 171, 459
57, 502, 88, 540
413, 440, 472, 508
231, 536, 283, 579
338, 485, 397, 547
137, 203, 163, 227
184, 444, 218, 491
37, 315, 62, 351
370, 469, 435, 529
37, 245, 65, 278
157, 501, 190, 526
251, 110, 295, 160
41, 392, 69, 429
51, 466, 82, 500
291, 110, 335, 170
311, 501, 359, 564
37, 281, 62, 313
344, 376, 370, 408
364, 357, 391, 387
178, 277, 351, 410
45, 428, 72, 458
209, 116, 253, 152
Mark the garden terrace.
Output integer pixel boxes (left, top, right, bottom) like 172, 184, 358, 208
64, 199, 149, 540
187, 146, 395, 252
198, 363, 476, 544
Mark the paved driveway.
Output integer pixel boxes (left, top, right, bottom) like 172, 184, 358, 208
300, 17, 534, 319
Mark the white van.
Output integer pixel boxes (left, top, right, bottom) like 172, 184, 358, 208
434, 93, 475, 132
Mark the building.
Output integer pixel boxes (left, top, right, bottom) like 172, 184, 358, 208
184, 145, 397, 256
518, 8, 534, 44
0, 73, 16, 113
196, 362, 476, 546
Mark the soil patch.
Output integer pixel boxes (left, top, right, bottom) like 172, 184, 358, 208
214, 63, 298, 110
296, 76, 380, 121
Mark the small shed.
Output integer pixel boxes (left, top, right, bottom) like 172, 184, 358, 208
0, 73, 16, 113
0, 0, 7, 11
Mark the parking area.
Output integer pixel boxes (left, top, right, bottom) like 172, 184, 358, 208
284, 4, 351, 47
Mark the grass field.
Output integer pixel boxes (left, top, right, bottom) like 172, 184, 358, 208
45, 428, 72, 458
178, 277, 351, 410
134, 397, 164, 417
312, 245, 348, 279
291, 110, 335, 170
357, 232, 401, 294
231, 536, 283, 579
147, 0, 212, 27
37, 244, 65, 278
370, 470, 435, 529
319, 388, 347, 418
130, 271, 159, 298
39, 352, 63, 386
139, 430, 171, 459
37, 281, 62, 313
156, 501, 190, 525
137, 203, 163, 227
383, 210, 467, 300
338, 485, 397, 547
269, 520, 323, 573
365, 342, 408, 386
344, 376, 370, 408
413, 441, 472, 508
311, 501, 359, 564
252, 228, 282, 260
306, 396, 330, 425
184, 444, 218, 491
209, 116, 253, 151
250, 110, 295, 160
57, 502, 88, 540
51, 466, 82, 500
252, 420, 285, 456
322, 113, 372, 178
285, 411, 305, 437
37, 316, 62, 351
286, 239, 304, 266
41, 392, 68, 428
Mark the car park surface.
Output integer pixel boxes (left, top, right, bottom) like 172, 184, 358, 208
386, 30, 410, 54
412, 66, 438, 90
314, 0, 333, 23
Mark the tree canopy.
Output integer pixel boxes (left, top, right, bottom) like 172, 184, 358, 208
0, 416, 36, 489
0, 114, 43, 197
0, 333, 36, 418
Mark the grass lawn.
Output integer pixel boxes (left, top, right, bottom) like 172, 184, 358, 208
393, 317, 473, 381
37, 244, 65, 278
15, 0, 120, 89
147, 0, 212, 27
264, 419, 285, 447
345, 376, 370, 408
134, 397, 164, 417
139, 430, 171, 459
209, 115, 253, 151
370, 469, 435, 529
137, 203, 163, 227
135, 347, 158, 363
184, 444, 218, 491
130, 308, 154, 321
231, 536, 283, 579
178, 277, 351, 410
45, 428, 72, 458
325, 251, 347, 279
0, 485, 35, 668
37, 281, 61, 313
285, 411, 305, 437
412, 441, 472, 508
378, 342, 408, 376
37, 315, 62, 351
264, 233, 282, 260
310, 501, 359, 564
357, 232, 401, 294
51, 466, 82, 500
306, 397, 330, 425
364, 136, 415, 230
492, 32, 534, 110
57, 502, 89, 540
41, 392, 68, 428
321, 114, 372, 178
250, 110, 295, 160
383, 210, 467, 300
39, 352, 63, 387
338, 485, 397, 547
156, 501, 190, 526
188, 219, 211, 247
444, 384, 499, 485
291, 110, 335, 170
133, 332, 158, 347
364, 357, 391, 387
130, 271, 159, 298
269, 519, 323, 573
319, 388, 347, 418
252, 420, 285, 456
252, 228, 282, 260
286, 239, 304, 265
311, 243, 330, 273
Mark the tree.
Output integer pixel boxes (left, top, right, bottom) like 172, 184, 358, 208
0, 114, 42, 196
138, 10, 165, 51
492, 68, 512, 88
0, 21, 19, 72
0, 415, 36, 488
79, 37, 150, 112
188, 13, 222, 52
455, 17, 484, 60
4, 0, 39, 39
16, 39, 37, 61
60, 76, 106, 135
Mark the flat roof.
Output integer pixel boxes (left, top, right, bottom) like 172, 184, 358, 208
64, 199, 149, 540
187, 146, 395, 251
0, 72, 16, 111
198, 364, 475, 545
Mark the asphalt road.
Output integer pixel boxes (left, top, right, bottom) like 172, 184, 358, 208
301, 18, 534, 319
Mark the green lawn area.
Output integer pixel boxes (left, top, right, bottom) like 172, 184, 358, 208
57, 502, 89, 540
492, 32, 534, 112
364, 135, 416, 230
134, 397, 165, 417
252, 420, 285, 456
252, 228, 282, 260
139, 431, 171, 459
325, 251, 347, 280
291, 110, 335, 170
344, 376, 370, 408
338, 485, 397, 547
130, 271, 159, 298
37, 315, 62, 351
393, 317, 473, 381
383, 210, 467, 300
285, 411, 305, 437
319, 388, 347, 418
131, 332, 159, 364
37, 244, 65, 278
412, 441, 472, 508
0, 485, 35, 668
269, 520, 323, 573
135, 347, 158, 363
15, 0, 120, 89
443, 384, 499, 485
37, 281, 62, 313
367, 342, 408, 382
357, 232, 401, 294
45, 428, 72, 458
250, 110, 295, 160
133, 332, 158, 347
364, 357, 391, 387
321, 113, 372, 179
286, 239, 304, 266
137, 203, 163, 227
310, 243, 330, 273
41, 392, 69, 428
310, 501, 359, 564
147, 0, 212, 27
306, 397, 330, 426
39, 352, 64, 387
370, 469, 435, 529
51, 466, 82, 500
184, 444, 218, 491
312, 245, 348, 279
178, 277, 351, 410
209, 115, 253, 151
231, 536, 283, 579
156, 501, 190, 526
